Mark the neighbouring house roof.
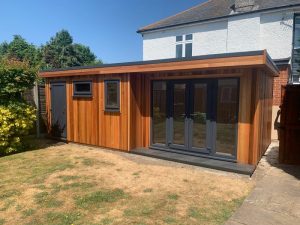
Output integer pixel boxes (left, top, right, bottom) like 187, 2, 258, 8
39, 50, 279, 78
138, 0, 300, 33
274, 58, 291, 66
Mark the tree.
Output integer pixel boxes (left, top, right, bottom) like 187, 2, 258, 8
0, 59, 37, 102
41, 30, 101, 69
0, 35, 41, 67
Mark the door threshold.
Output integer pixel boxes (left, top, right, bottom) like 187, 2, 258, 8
131, 148, 255, 176
150, 146, 237, 163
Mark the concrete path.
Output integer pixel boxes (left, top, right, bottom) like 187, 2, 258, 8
226, 141, 300, 225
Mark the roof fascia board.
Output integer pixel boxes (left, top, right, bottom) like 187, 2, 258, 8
40, 51, 279, 78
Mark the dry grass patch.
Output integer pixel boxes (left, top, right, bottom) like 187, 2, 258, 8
0, 140, 254, 225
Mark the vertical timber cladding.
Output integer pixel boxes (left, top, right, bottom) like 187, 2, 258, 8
246, 69, 273, 165
129, 74, 151, 150
62, 74, 131, 151
237, 69, 273, 165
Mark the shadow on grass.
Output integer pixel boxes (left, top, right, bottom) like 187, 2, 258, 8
0, 136, 66, 158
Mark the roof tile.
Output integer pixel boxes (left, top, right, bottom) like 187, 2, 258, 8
138, 0, 300, 33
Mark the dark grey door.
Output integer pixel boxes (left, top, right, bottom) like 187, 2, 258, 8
50, 82, 67, 138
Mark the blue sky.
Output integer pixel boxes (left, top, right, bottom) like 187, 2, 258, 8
0, 0, 204, 63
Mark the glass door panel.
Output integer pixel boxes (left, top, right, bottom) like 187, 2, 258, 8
215, 79, 238, 156
171, 83, 187, 147
191, 83, 208, 150
152, 81, 167, 145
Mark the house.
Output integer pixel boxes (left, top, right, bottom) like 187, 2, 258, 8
39, 0, 295, 173
138, 0, 300, 139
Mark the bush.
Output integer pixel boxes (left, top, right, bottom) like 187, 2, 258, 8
0, 58, 37, 101
0, 102, 36, 154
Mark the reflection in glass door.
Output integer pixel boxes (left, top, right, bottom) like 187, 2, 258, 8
191, 83, 209, 152
152, 81, 167, 145
215, 79, 239, 157
170, 83, 187, 149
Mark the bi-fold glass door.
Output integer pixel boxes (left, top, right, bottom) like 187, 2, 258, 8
168, 80, 212, 153
151, 78, 239, 160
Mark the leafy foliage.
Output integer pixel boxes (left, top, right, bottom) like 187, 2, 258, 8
0, 30, 102, 70
41, 30, 101, 69
0, 30, 101, 154
0, 102, 36, 154
0, 35, 41, 67
0, 58, 37, 101
0, 59, 37, 155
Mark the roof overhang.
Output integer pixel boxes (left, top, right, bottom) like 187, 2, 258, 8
39, 50, 279, 78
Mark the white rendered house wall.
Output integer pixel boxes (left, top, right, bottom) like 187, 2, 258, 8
142, 10, 294, 61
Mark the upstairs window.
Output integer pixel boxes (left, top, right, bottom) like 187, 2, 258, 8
176, 44, 183, 58
185, 43, 193, 58
73, 81, 92, 97
175, 34, 193, 58
176, 35, 183, 42
105, 80, 120, 112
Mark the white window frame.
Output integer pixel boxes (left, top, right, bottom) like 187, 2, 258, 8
175, 34, 193, 58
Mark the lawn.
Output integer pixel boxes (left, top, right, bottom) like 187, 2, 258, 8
0, 139, 253, 225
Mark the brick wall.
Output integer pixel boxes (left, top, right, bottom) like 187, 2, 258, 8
273, 65, 289, 106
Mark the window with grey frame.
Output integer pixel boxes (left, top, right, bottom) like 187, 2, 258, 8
73, 81, 92, 97
105, 80, 120, 112
292, 15, 300, 83
176, 34, 193, 58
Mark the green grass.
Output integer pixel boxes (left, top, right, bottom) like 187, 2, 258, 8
188, 207, 207, 220
45, 211, 82, 225
34, 192, 64, 208
0, 199, 16, 211
167, 193, 179, 200
49, 182, 96, 195
187, 198, 246, 224
82, 158, 114, 167
0, 219, 5, 225
143, 188, 153, 193
100, 217, 114, 225
163, 216, 177, 224
22, 209, 36, 217
123, 206, 154, 217
0, 189, 21, 199
75, 189, 127, 208
132, 171, 141, 176
57, 175, 80, 182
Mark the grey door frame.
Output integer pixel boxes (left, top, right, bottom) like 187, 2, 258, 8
50, 81, 67, 139
168, 80, 212, 154
150, 78, 239, 162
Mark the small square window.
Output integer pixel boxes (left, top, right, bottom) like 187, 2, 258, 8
176, 35, 183, 42
73, 81, 92, 97
176, 44, 183, 58
105, 80, 120, 111
186, 34, 193, 41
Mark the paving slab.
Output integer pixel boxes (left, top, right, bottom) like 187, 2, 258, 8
226, 141, 300, 225
131, 147, 255, 175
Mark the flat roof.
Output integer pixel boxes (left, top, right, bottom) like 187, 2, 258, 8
40, 50, 279, 78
